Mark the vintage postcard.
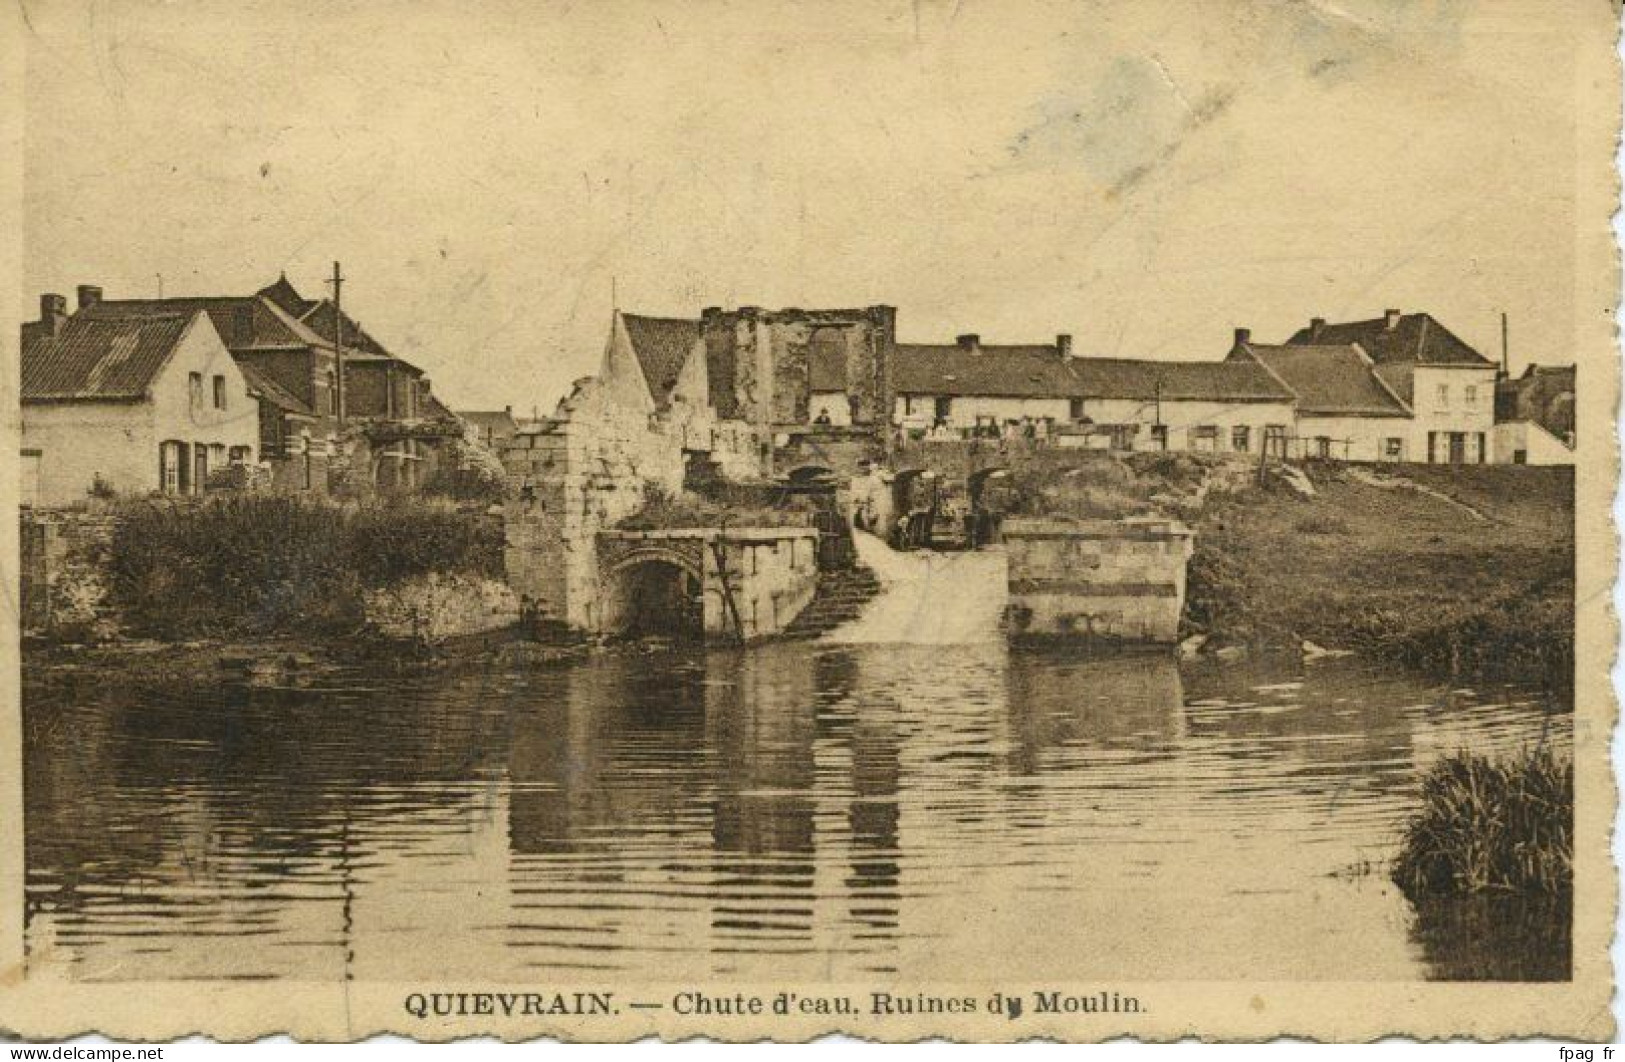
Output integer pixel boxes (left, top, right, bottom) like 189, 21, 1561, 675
0, 0, 1617, 1044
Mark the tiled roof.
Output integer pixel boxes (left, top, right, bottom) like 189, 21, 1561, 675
621, 313, 701, 407
1236, 343, 1411, 416
22, 311, 198, 401
894, 342, 1078, 397
88, 295, 328, 352
1287, 312, 1493, 366
255, 275, 316, 318
237, 361, 315, 417
299, 299, 400, 362
1073, 358, 1294, 402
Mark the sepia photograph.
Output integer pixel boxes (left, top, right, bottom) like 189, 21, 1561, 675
0, 0, 1617, 1043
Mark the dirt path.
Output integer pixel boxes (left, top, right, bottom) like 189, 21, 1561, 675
1345, 466, 1489, 522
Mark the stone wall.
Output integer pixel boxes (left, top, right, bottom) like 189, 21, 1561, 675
701, 306, 897, 430
362, 573, 520, 644
20, 509, 118, 639
501, 376, 687, 630
1002, 517, 1194, 644
597, 528, 819, 641
774, 426, 885, 478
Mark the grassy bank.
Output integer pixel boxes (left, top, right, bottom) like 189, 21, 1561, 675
1185, 463, 1573, 685
106, 495, 503, 638
1392, 747, 1572, 899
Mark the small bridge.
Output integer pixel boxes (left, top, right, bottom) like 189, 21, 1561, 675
595, 528, 820, 641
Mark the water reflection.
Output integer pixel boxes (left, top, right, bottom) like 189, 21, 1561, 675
23, 644, 1570, 983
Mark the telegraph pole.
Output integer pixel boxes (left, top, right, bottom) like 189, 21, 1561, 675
327, 261, 346, 426
1500, 311, 1510, 379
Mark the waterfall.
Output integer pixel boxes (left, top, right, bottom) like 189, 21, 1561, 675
821, 533, 1008, 645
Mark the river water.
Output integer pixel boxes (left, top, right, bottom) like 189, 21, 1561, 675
23, 543, 1571, 984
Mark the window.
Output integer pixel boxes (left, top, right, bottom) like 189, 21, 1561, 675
1384, 437, 1404, 460
1314, 436, 1332, 459
1435, 383, 1449, 410
1069, 397, 1084, 421
1464, 384, 1478, 407
228, 445, 251, 465
160, 441, 184, 494
188, 372, 203, 409
1150, 424, 1168, 451
326, 371, 338, 415
213, 375, 227, 409
1231, 425, 1251, 452
1191, 425, 1218, 452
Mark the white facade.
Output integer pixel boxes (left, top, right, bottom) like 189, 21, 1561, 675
1076, 397, 1295, 455
1408, 364, 1499, 463
894, 394, 1072, 434
1290, 415, 1412, 462
1491, 420, 1576, 465
22, 315, 257, 506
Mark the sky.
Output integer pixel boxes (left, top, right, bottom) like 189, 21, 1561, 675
20, 0, 1598, 413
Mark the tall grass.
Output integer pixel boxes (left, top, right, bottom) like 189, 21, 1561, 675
1392, 747, 1572, 899
106, 495, 502, 638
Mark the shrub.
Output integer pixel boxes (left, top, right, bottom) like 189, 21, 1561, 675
1392, 747, 1572, 900
424, 431, 510, 502
616, 485, 812, 531
105, 494, 503, 638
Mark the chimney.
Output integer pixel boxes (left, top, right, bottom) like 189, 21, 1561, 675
39, 293, 67, 336
1309, 316, 1326, 339
76, 284, 102, 311
504, 404, 513, 415
1056, 333, 1073, 358
956, 333, 980, 352
1384, 308, 1401, 330
1233, 327, 1251, 347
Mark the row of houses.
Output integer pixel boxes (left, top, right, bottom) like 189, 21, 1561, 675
802, 310, 1573, 466
20, 274, 466, 506
599, 302, 1574, 468
21, 285, 1577, 506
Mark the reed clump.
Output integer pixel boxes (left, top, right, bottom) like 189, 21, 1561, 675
1391, 747, 1572, 899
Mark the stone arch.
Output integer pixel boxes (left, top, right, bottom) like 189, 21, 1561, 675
785, 463, 836, 484
600, 549, 706, 639
967, 464, 1012, 503
966, 465, 1015, 549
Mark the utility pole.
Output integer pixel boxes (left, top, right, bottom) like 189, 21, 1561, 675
1501, 311, 1510, 379
1154, 376, 1164, 449
327, 261, 346, 427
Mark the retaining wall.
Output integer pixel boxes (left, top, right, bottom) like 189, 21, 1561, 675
1002, 517, 1195, 644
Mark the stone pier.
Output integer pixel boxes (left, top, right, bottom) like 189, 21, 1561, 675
1001, 517, 1195, 645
